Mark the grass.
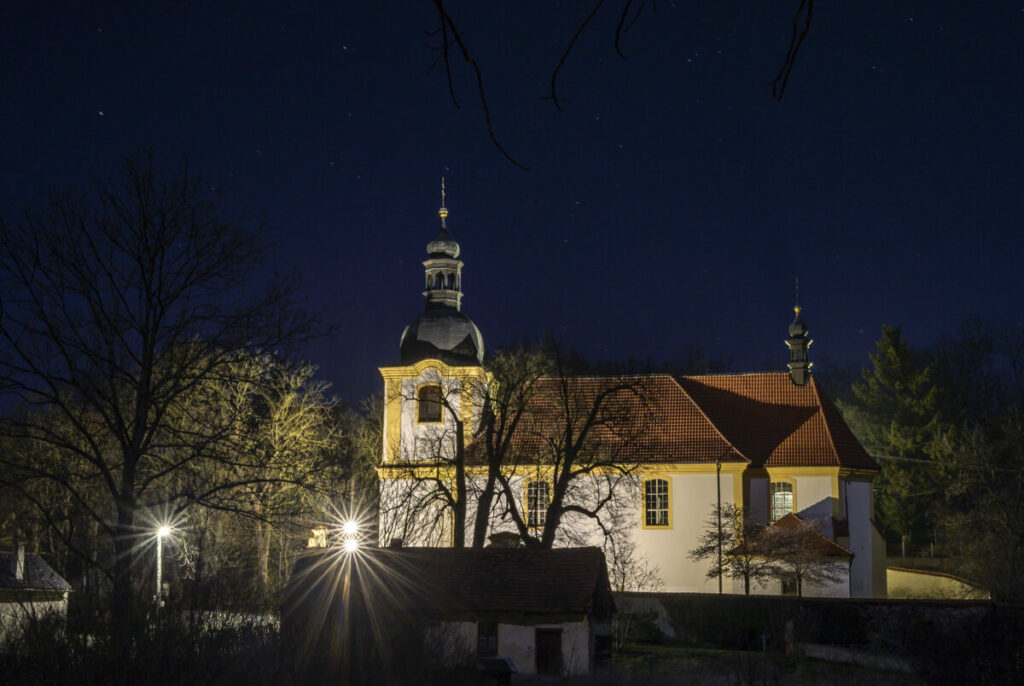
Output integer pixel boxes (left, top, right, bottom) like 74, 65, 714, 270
601, 642, 925, 686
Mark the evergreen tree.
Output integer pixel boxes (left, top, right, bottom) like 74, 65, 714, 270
839, 326, 950, 557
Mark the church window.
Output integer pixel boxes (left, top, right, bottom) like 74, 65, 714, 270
477, 621, 498, 657
446, 272, 455, 289
643, 478, 670, 527
526, 481, 549, 528
770, 481, 794, 521
434, 273, 444, 290
417, 385, 443, 423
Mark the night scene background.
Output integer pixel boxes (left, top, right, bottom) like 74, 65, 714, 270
2, 1, 1023, 405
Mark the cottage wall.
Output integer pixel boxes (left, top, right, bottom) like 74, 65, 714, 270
496, 620, 590, 675
0, 593, 68, 640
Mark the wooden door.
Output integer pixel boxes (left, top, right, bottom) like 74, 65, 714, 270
535, 628, 562, 675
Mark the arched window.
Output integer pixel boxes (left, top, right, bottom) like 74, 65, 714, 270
433, 273, 444, 290
526, 481, 550, 528
446, 272, 455, 289
417, 385, 443, 423
644, 478, 670, 527
770, 481, 794, 521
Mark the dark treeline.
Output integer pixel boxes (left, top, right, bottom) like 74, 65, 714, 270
0, 153, 382, 637
836, 319, 1024, 600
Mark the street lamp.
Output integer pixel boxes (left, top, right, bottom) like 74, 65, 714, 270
342, 520, 359, 553
156, 526, 171, 606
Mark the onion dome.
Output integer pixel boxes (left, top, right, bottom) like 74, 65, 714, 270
789, 305, 808, 337
400, 310, 484, 365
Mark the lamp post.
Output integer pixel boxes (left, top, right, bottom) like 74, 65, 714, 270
156, 525, 170, 606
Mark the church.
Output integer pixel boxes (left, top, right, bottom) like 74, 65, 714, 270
377, 192, 887, 599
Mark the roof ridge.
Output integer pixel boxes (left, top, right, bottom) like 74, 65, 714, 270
537, 373, 676, 382
670, 376, 749, 463
679, 371, 790, 380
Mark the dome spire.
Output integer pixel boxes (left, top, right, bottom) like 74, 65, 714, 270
438, 176, 448, 229
786, 279, 812, 386
423, 180, 463, 311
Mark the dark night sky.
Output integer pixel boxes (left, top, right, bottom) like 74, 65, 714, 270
2, 2, 1023, 405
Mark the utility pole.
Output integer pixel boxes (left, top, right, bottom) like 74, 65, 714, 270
716, 457, 722, 594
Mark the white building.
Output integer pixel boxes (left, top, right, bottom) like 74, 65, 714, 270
377, 198, 886, 599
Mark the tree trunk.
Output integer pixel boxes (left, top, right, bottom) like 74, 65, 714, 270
452, 419, 466, 547
255, 519, 271, 605
472, 473, 497, 548
111, 492, 137, 642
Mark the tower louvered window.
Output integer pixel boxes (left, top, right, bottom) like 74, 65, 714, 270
417, 385, 443, 423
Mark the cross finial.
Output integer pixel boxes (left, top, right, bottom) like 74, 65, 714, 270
794, 277, 800, 314
438, 177, 448, 227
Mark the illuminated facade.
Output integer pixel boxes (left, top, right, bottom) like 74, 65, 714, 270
377, 193, 886, 598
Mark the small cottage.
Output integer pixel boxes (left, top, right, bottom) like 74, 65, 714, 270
283, 546, 615, 678
0, 544, 71, 638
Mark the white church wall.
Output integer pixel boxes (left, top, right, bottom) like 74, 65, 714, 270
746, 475, 769, 523
378, 478, 452, 547
636, 472, 739, 593
845, 478, 885, 598
792, 475, 835, 520
750, 563, 849, 598
398, 370, 462, 462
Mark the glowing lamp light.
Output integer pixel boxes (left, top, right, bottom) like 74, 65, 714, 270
343, 537, 359, 553
342, 520, 358, 536
157, 526, 171, 538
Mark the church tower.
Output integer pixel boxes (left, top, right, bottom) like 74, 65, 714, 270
378, 182, 490, 466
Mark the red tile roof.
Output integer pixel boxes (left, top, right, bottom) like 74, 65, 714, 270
480, 372, 877, 470
677, 374, 878, 469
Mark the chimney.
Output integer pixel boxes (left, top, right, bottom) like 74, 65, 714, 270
14, 542, 25, 581
388, 538, 404, 549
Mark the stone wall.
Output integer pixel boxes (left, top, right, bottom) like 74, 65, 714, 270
617, 592, 1024, 683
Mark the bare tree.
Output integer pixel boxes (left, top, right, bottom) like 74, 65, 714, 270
379, 374, 474, 547
377, 341, 653, 555
764, 516, 848, 597
492, 343, 654, 549
0, 152, 319, 630
427, 1, 816, 169
690, 503, 774, 595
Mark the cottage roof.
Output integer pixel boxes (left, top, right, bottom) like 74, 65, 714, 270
473, 372, 876, 470
0, 552, 71, 592
770, 513, 855, 558
289, 546, 614, 620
